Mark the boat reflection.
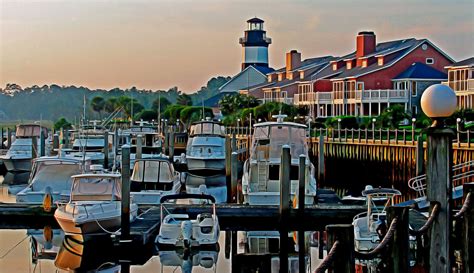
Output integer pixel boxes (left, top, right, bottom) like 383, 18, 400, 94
158, 247, 218, 273
28, 226, 64, 263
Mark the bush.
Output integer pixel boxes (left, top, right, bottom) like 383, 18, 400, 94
134, 110, 158, 121
325, 116, 358, 129
54, 117, 72, 130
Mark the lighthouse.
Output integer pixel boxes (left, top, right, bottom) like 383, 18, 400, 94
239, 17, 272, 71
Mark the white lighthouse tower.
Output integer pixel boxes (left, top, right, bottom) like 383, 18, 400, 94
239, 17, 272, 71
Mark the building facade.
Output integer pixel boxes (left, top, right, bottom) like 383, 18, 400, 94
442, 57, 474, 110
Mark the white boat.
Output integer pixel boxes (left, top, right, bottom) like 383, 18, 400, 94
54, 173, 138, 235
130, 158, 181, 205
16, 157, 89, 204
241, 115, 317, 205
2, 124, 50, 172
186, 120, 226, 173
352, 186, 402, 252
155, 194, 220, 248
158, 249, 218, 273
62, 136, 111, 166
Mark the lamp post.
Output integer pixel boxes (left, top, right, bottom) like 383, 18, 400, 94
160, 119, 164, 136
176, 119, 180, 132
237, 118, 241, 136
372, 118, 376, 140
420, 84, 457, 273
411, 117, 416, 144
337, 118, 342, 141
456, 117, 461, 144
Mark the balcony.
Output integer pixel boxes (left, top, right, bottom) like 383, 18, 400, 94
294, 92, 333, 105
442, 79, 474, 94
294, 89, 408, 105
263, 97, 294, 105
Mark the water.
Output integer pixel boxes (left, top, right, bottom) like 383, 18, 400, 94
0, 175, 324, 272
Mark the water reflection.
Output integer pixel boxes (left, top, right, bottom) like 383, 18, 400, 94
28, 227, 64, 263
185, 173, 227, 203
2, 171, 29, 185
158, 248, 218, 273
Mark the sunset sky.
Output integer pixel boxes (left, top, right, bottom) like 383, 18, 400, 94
1, 0, 473, 93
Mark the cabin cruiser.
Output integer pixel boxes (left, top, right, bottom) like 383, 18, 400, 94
54, 173, 138, 235
62, 135, 111, 166
130, 158, 181, 205
241, 115, 317, 205
156, 194, 219, 248
16, 157, 89, 204
186, 120, 226, 173
1, 124, 49, 172
158, 248, 218, 273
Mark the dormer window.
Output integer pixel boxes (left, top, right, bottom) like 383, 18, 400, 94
346, 61, 352, 70
268, 75, 273, 82
426, 58, 434, 65
333, 63, 338, 71
300, 71, 304, 79
287, 73, 293, 80
278, 73, 283, 81
377, 57, 384, 66
362, 59, 368, 68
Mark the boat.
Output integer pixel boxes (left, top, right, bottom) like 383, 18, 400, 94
158, 248, 218, 273
185, 120, 226, 173
54, 173, 138, 235
130, 158, 181, 205
16, 157, 89, 204
241, 114, 317, 205
1, 124, 49, 172
62, 135, 111, 166
155, 193, 220, 248
185, 173, 227, 204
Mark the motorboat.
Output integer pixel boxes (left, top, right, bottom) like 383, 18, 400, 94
62, 135, 111, 166
16, 157, 89, 204
155, 193, 220, 248
158, 248, 218, 273
185, 173, 227, 204
1, 124, 49, 172
54, 173, 138, 235
241, 114, 317, 205
185, 120, 226, 173
130, 158, 181, 205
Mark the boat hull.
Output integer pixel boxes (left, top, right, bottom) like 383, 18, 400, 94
3, 158, 31, 172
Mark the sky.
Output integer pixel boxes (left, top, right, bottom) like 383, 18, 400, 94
0, 0, 473, 93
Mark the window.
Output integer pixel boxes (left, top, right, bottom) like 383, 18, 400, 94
268, 75, 273, 82
300, 71, 304, 79
332, 63, 338, 71
346, 61, 352, 69
422, 44, 428, 50
378, 57, 384, 66
426, 58, 434, 64
362, 60, 367, 68
411, 81, 417, 97
356, 82, 364, 91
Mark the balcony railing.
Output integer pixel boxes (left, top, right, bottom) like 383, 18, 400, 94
239, 37, 272, 44
442, 79, 474, 93
294, 89, 408, 105
263, 97, 294, 105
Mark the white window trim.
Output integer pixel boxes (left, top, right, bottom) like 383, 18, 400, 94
411, 81, 417, 97
426, 58, 434, 64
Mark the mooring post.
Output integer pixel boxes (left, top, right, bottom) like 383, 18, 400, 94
1, 127, 3, 149
31, 136, 38, 159
169, 131, 175, 161
63, 128, 69, 148
103, 131, 109, 169
318, 136, 325, 187
121, 145, 131, 242
279, 145, 291, 273
415, 135, 424, 176
52, 134, 59, 156
225, 230, 231, 259
387, 206, 409, 273
231, 152, 238, 203
462, 183, 473, 273
7, 128, 11, 149
136, 134, 142, 160
164, 126, 169, 155
298, 154, 306, 273
426, 127, 454, 273
39, 130, 45, 157
326, 224, 355, 273
231, 132, 237, 152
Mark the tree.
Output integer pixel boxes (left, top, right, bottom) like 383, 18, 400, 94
177, 93, 192, 106
379, 105, 409, 129
219, 93, 260, 116
104, 97, 119, 113
54, 117, 72, 130
91, 96, 105, 118
151, 96, 171, 113
135, 110, 158, 121
117, 96, 144, 119
179, 106, 214, 126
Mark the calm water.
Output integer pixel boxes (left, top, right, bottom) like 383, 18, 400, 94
0, 174, 323, 273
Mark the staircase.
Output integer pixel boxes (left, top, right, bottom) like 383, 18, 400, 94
257, 161, 268, 191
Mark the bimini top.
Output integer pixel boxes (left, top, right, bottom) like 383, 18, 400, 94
71, 173, 121, 179
189, 121, 226, 137
160, 193, 216, 204
362, 187, 401, 197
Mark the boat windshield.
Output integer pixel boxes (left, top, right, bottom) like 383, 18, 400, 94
131, 160, 173, 183
252, 124, 307, 160
190, 123, 225, 136
71, 176, 121, 201
30, 161, 82, 192
72, 138, 104, 151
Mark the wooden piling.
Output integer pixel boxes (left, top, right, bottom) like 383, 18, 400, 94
318, 136, 325, 186
426, 127, 454, 273
63, 128, 69, 149
169, 131, 175, 161
298, 154, 306, 273
39, 130, 45, 157
7, 128, 11, 149
279, 145, 291, 273
326, 224, 355, 273
1, 127, 3, 149
103, 131, 109, 169
121, 145, 131, 241
462, 183, 473, 273
387, 206, 409, 273
52, 134, 59, 156
231, 152, 238, 203
136, 134, 142, 160
415, 135, 424, 176
31, 136, 38, 159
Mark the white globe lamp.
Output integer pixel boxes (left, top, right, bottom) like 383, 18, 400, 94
420, 84, 457, 127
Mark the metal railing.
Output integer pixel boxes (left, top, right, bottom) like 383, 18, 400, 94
294, 89, 408, 105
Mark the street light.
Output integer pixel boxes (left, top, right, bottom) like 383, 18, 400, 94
372, 118, 376, 139
237, 118, 241, 135
337, 118, 342, 141
456, 117, 462, 143
420, 84, 457, 127
411, 117, 416, 144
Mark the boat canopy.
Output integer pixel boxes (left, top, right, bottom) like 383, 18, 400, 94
189, 122, 225, 137
131, 159, 174, 183
160, 193, 216, 204
30, 159, 84, 192
72, 138, 105, 150
70, 174, 121, 201
16, 124, 48, 138
362, 188, 401, 197
251, 122, 307, 161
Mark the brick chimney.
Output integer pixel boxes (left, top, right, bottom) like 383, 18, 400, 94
286, 50, 301, 73
356, 31, 376, 62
